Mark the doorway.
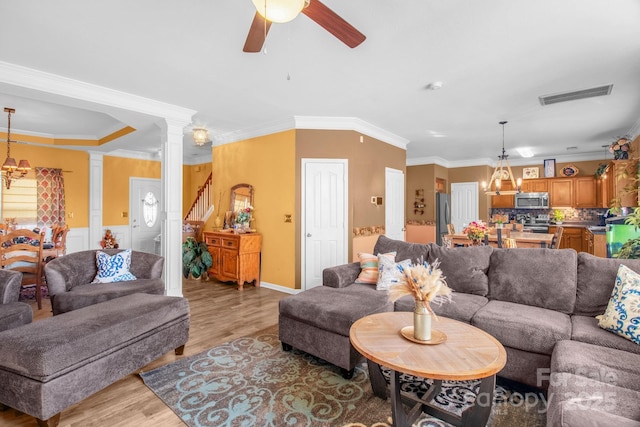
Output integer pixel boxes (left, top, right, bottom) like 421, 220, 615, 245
385, 167, 405, 241
130, 178, 161, 254
450, 182, 479, 234
301, 159, 348, 291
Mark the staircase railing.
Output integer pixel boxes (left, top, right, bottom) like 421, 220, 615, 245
184, 172, 213, 223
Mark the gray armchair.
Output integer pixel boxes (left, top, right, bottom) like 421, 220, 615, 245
0, 269, 33, 332
44, 249, 165, 315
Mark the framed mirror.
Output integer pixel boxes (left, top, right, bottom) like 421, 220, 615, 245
230, 183, 254, 212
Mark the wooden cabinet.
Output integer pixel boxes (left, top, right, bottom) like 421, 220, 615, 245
574, 177, 597, 208
203, 231, 262, 290
490, 181, 515, 208
584, 228, 607, 258
597, 160, 637, 209
550, 226, 583, 252
549, 179, 573, 207
521, 179, 548, 192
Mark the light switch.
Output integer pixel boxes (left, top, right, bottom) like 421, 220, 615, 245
284, 214, 292, 223
122, 212, 128, 218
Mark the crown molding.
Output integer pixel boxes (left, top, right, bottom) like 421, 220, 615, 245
407, 151, 608, 168
294, 116, 409, 150
0, 61, 196, 124
104, 149, 160, 161
628, 116, 640, 139
214, 116, 409, 150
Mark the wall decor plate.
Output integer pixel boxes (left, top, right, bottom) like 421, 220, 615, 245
561, 164, 579, 177
523, 167, 539, 179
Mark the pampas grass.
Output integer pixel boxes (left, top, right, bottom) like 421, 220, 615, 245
388, 260, 452, 317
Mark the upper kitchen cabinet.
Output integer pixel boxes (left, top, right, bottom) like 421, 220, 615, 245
596, 160, 637, 209
549, 179, 573, 207
574, 177, 597, 208
490, 180, 515, 208
521, 179, 548, 193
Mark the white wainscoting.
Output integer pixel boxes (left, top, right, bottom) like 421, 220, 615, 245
65, 225, 131, 254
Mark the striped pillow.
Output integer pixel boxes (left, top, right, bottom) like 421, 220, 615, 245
355, 251, 396, 285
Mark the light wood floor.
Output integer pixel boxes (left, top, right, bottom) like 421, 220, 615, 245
0, 279, 289, 427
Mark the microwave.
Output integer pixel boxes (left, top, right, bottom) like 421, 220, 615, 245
514, 192, 549, 209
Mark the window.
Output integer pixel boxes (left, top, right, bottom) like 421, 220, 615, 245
0, 173, 37, 224
143, 191, 158, 227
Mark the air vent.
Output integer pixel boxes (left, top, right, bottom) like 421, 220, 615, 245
539, 84, 613, 106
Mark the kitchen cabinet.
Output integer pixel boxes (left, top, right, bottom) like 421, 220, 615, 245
584, 228, 607, 258
490, 180, 515, 208
203, 231, 262, 290
550, 226, 583, 252
574, 177, 597, 208
596, 160, 637, 209
521, 179, 548, 193
549, 179, 573, 207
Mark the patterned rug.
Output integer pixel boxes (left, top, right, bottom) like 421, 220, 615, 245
140, 326, 546, 427
19, 284, 49, 301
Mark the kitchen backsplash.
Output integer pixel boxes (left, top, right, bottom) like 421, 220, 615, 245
491, 207, 610, 223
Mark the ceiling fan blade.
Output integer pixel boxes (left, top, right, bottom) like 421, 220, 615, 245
302, 0, 366, 48
243, 12, 272, 53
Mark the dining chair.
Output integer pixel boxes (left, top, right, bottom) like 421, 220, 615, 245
50, 224, 69, 257
447, 223, 455, 235
0, 229, 46, 309
502, 238, 517, 248
551, 226, 564, 249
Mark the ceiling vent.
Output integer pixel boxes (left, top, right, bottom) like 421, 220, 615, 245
539, 84, 613, 106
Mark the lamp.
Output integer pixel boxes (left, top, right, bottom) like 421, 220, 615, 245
193, 128, 209, 146
2, 108, 31, 190
482, 121, 521, 196
251, 0, 308, 23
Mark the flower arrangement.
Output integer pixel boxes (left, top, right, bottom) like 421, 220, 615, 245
552, 209, 565, 224
235, 205, 253, 224
100, 229, 119, 249
388, 260, 452, 316
462, 220, 487, 242
609, 136, 631, 160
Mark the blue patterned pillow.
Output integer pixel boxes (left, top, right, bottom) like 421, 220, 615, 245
597, 264, 640, 345
92, 249, 137, 284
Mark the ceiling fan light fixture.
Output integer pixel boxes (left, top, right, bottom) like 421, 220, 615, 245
252, 0, 307, 23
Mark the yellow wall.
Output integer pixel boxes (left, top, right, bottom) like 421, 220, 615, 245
0, 142, 89, 227
102, 156, 161, 225
208, 131, 296, 289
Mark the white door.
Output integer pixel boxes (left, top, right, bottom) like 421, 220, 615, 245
385, 167, 405, 241
302, 159, 348, 291
451, 182, 479, 234
130, 178, 161, 254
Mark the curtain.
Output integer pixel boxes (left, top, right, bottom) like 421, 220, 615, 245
36, 167, 66, 227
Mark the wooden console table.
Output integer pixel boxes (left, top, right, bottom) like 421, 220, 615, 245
203, 231, 262, 290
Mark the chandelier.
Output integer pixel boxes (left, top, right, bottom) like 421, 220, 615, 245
192, 128, 210, 146
2, 108, 31, 190
482, 121, 521, 195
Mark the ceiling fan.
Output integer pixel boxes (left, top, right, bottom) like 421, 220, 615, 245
243, 0, 366, 53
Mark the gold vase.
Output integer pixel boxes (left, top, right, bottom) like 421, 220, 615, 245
413, 300, 431, 341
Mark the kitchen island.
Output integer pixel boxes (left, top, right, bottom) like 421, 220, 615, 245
446, 231, 554, 248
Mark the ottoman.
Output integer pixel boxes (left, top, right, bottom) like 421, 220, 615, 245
0, 293, 190, 427
278, 283, 392, 378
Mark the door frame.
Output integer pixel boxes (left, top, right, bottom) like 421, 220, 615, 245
300, 158, 349, 291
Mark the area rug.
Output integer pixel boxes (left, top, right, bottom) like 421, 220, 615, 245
140, 326, 546, 427
19, 284, 49, 301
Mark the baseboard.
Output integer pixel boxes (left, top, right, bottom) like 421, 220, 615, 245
259, 282, 300, 295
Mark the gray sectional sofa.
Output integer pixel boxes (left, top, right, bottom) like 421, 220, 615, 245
278, 235, 640, 426
0, 269, 33, 332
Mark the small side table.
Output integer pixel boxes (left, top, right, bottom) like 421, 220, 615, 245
350, 312, 506, 427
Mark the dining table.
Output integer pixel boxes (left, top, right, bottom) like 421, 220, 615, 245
445, 231, 554, 248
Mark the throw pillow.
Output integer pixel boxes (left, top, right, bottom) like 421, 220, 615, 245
597, 264, 640, 345
92, 249, 137, 284
377, 254, 412, 291
355, 251, 396, 285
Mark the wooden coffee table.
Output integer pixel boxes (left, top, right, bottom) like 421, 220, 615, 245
350, 312, 507, 427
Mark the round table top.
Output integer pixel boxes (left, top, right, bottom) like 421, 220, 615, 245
350, 312, 507, 381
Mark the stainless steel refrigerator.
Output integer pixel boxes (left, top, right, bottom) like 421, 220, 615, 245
435, 193, 451, 246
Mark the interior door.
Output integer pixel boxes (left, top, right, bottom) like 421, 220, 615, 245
130, 178, 161, 254
302, 159, 348, 291
451, 182, 479, 234
385, 167, 405, 241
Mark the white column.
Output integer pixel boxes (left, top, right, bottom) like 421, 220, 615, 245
88, 152, 104, 249
160, 119, 187, 296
